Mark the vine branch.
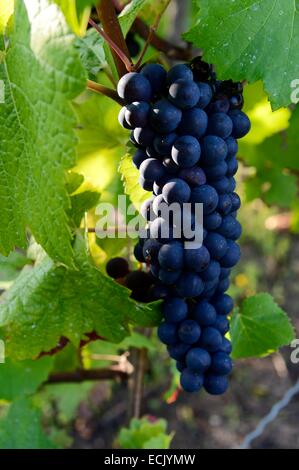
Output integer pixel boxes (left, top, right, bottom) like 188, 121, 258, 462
96, 0, 132, 77
87, 79, 124, 105
38, 331, 104, 358
47, 366, 131, 384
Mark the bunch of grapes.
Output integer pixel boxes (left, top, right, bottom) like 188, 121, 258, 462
116, 58, 250, 394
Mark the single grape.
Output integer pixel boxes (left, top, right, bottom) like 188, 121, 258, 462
140, 63, 167, 95
226, 156, 238, 176
204, 373, 229, 395
196, 82, 213, 108
158, 241, 184, 270
225, 136, 238, 157
163, 297, 188, 323
191, 184, 219, 215
211, 352, 232, 375
132, 148, 148, 169
200, 260, 221, 282
142, 238, 162, 262
171, 135, 201, 168
228, 110, 251, 138
134, 127, 155, 147
178, 319, 201, 344
150, 99, 182, 133
166, 64, 193, 86
212, 177, 230, 194
208, 113, 233, 139
204, 161, 228, 180
230, 192, 241, 212
139, 176, 153, 191
176, 272, 204, 298
162, 178, 191, 204
168, 342, 190, 361
159, 268, 181, 285
213, 293, 234, 316
149, 217, 174, 241
125, 270, 153, 292
152, 194, 166, 216
217, 194, 233, 215
169, 79, 200, 109
180, 368, 204, 392
157, 321, 178, 345
125, 101, 150, 128
230, 93, 244, 110
228, 177, 236, 193
220, 240, 241, 268
139, 158, 165, 182
134, 242, 145, 263
218, 215, 242, 240
203, 211, 222, 230
178, 108, 208, 139
118, 106, 133, 129
201, 135, 228, 165
218, 337, 232, 354
178, 166, 206, 186
204, 232, 228, 260
186, 347, 211, 372
140, 197, 154, 222
208, 97, 230, 114
106, 257, 129, 279
192, 300, 217, 326
215, 277, 230, 294
184, 245, 210, 272
219, 267, 231, 280
117, 72, 152, 103
213, 315, 229, 335
153, 132, 177, 155
199, 327, 223, 352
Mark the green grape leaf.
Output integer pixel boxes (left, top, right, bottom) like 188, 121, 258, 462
75, 28, 106, 79
0, 357, 54, 401
0, 0, 86, 266
184, 0, 299, 109
0, 0, 14, 33
41, 382, 93, 424
53, 0, 95, 36
119, 152, 151, 210
0, 251, 32, 283
119, 0, 150, 36
231, 293, 295, 359
244, 170, 297, 208
0, 398, 55, 449
252, 106, 299, 171
65, 172, 85, 195
0, 236, 162, 360
118, 417, 174, 449
120, 331, 156, 351
69, 190, 101, 227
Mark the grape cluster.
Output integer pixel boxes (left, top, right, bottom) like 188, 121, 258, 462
116, 59, 250, 394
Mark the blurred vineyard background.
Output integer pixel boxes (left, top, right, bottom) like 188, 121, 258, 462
1, 0, 299, 449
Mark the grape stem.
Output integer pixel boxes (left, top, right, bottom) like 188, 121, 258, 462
96, 0, 134, 77
87, 79, 124, 105
132, 0, 172, 71
111, 0, 192, 61
88, 18, 134, 74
